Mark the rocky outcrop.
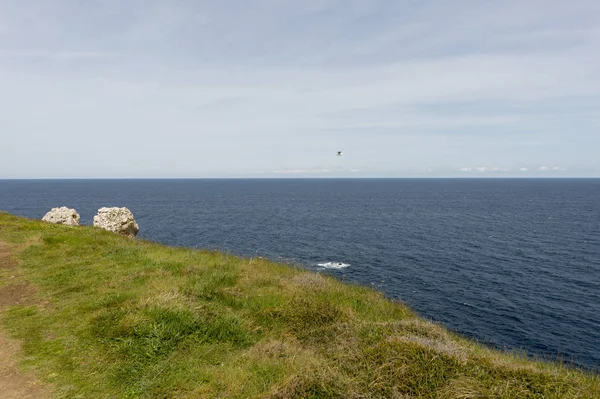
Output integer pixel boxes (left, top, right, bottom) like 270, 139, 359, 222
42, 207, 80, 226
93, 207, 139, 237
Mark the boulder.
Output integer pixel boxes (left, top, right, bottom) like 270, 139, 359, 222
42, 207, 80, 226
93, 207, 139, 237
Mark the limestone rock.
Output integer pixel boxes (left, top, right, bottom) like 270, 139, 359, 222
42, 207, 80, 226
93, 207, 139, 237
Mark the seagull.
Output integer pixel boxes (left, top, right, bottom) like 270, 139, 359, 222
337, 151, 343, 156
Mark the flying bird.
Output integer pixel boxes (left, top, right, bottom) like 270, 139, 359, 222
337, 151, 343, 156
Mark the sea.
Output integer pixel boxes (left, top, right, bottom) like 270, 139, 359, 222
1, 178, 599, 370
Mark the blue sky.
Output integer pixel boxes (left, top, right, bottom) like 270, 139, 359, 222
1, 0, 599, 178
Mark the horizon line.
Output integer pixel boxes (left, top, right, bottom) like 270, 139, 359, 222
2, 176, 599, 180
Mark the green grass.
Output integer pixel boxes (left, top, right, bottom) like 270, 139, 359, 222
0, 211, 598, 398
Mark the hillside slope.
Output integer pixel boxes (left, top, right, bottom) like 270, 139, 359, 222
0, 212, 598, 398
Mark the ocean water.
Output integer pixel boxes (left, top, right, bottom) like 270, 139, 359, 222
1, 178, 599, 370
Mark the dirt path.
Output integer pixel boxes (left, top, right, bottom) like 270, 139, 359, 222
0, 242, 50, 399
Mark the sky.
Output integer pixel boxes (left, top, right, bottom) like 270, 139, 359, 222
1, 0, 599, 178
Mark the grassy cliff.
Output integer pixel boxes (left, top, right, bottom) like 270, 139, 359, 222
0, 211, 598, 398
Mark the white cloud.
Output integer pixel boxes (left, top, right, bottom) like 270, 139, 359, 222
460, 166, 509, 173
476, 166, 508, 172
534, 166, 567, 172
0, 50, 113, 59
273, 169, 332, 174
519, 167, 529, 171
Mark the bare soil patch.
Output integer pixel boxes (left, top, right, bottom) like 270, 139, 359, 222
0, 331, 50, 399
0, 242, 17, 269
0, 283, 36, 308
0, 241, 50, 398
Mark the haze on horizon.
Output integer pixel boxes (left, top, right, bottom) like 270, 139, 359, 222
1, 1, 599, 178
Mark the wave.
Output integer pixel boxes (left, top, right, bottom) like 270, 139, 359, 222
317, 261, 350, 269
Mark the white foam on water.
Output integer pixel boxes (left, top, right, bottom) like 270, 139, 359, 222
317, 261, 350, 269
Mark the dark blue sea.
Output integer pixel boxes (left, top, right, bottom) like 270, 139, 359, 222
1, 179, 599, 370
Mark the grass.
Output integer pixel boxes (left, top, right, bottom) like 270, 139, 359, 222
0, 211, 598, 398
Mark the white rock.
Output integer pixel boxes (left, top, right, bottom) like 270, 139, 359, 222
93, 207, 139, 237
42, 207, 80, 226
